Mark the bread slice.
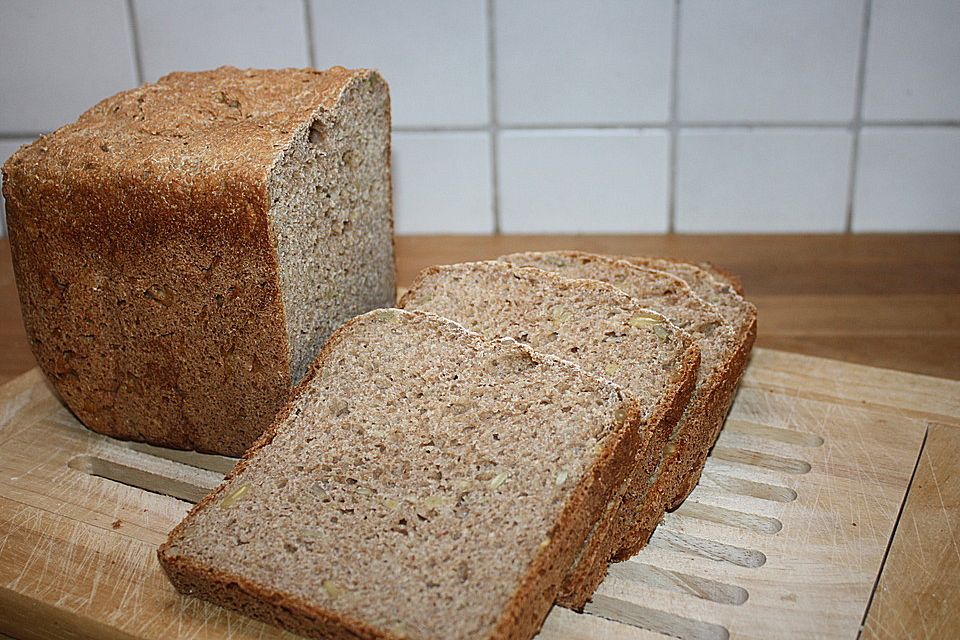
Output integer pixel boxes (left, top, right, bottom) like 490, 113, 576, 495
397, 261, 700, 609
624, 256, 757, 515
159, 308, 642, 640
499, 251, 740, 560
2, 66, 395, 456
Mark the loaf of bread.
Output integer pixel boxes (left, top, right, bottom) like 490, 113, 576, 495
1, 66, 395, 456
500, 251, 742, 561
159, 308, 644, 640
397, 261, 700, 609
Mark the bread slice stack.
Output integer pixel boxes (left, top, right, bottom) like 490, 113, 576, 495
500, 252, 756, 551
161, 253, 756, 638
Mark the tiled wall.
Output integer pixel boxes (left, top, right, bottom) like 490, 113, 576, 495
1, 0, 959, 237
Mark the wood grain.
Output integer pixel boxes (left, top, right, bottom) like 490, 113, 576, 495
2, 235, 959, 384
862, 423, 960, 640
1, 349, 950, 640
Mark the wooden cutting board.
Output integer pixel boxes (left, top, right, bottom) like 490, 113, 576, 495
1, 348, 958, 640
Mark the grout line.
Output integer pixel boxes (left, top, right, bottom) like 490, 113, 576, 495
386, 121, 960, 133
125, 0, 145, 85
0, 132, 46, 141
5, 120, 949, 141
667, 0, 682, 234
394, 124, 492, 133
302, 0, 317, 68
846, 0, 873, 234
675, 120, 854, 129
860, 119, 960, 128
486, 0, 501, 234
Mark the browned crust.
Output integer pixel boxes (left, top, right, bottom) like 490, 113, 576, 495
557, 339, 699, 608
398, 261, 702, 612
497, 250, 731, 555
665, 304, 756, 510
621, 256, 758, 518
2, 66, 385, 456
158, 309, 644, 640
492, 250, 757, 587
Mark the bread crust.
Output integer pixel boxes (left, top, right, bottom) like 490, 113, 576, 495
663, 297, 756, 512
158, 309, 644, 640
498, 251, 745, 564
557, 340, 699, 608
623, 256, 758, 518
2, 66, 386, 456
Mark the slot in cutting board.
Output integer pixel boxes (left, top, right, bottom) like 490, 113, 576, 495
1, 348, 957, 640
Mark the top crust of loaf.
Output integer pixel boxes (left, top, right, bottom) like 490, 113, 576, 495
3, 66, 380, 190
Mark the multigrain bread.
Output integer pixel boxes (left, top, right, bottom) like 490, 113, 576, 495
624, 256, 757, 517
2, 66, 395, 456
398, 261, 700, 609
159, 308, 644, 640
499, 251, 740, 558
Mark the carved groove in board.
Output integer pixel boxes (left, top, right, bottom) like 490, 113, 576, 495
68, 455, 213, 503
696, 469, 798, 502
585, 594, 729, 640
648, 529, 767, 568
123, 441, 239, 475
711, 446, 812, 474
723, 419, 825, 447
674, 501, 783, 534
607, 562, 748, 605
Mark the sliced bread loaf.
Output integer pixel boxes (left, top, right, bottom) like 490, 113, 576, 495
159, 308, 643, 640
2, 66, 395, 456
397, 261, 700, 608
499, 251, 739, 559
625, 256, 757, 514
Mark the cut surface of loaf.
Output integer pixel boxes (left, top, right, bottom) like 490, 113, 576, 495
159, 308, 643, 640
499, 250, 740, 562
624, 256, 757, 516
398, 261, 700, 608
2, 66, 395, 456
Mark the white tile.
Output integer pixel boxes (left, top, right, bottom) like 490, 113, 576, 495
853, 128, 960, 232
134, 0, 309, 82
0, 0, 138, 133
679, 0, 864, 123
676, 129, 852, 233
863, 0, 960, 121
1, 138, 40, 236
310, 0, 488, 128
498, 130, 669, 233
495, 0, 672, 126
392, 132, 493, 234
